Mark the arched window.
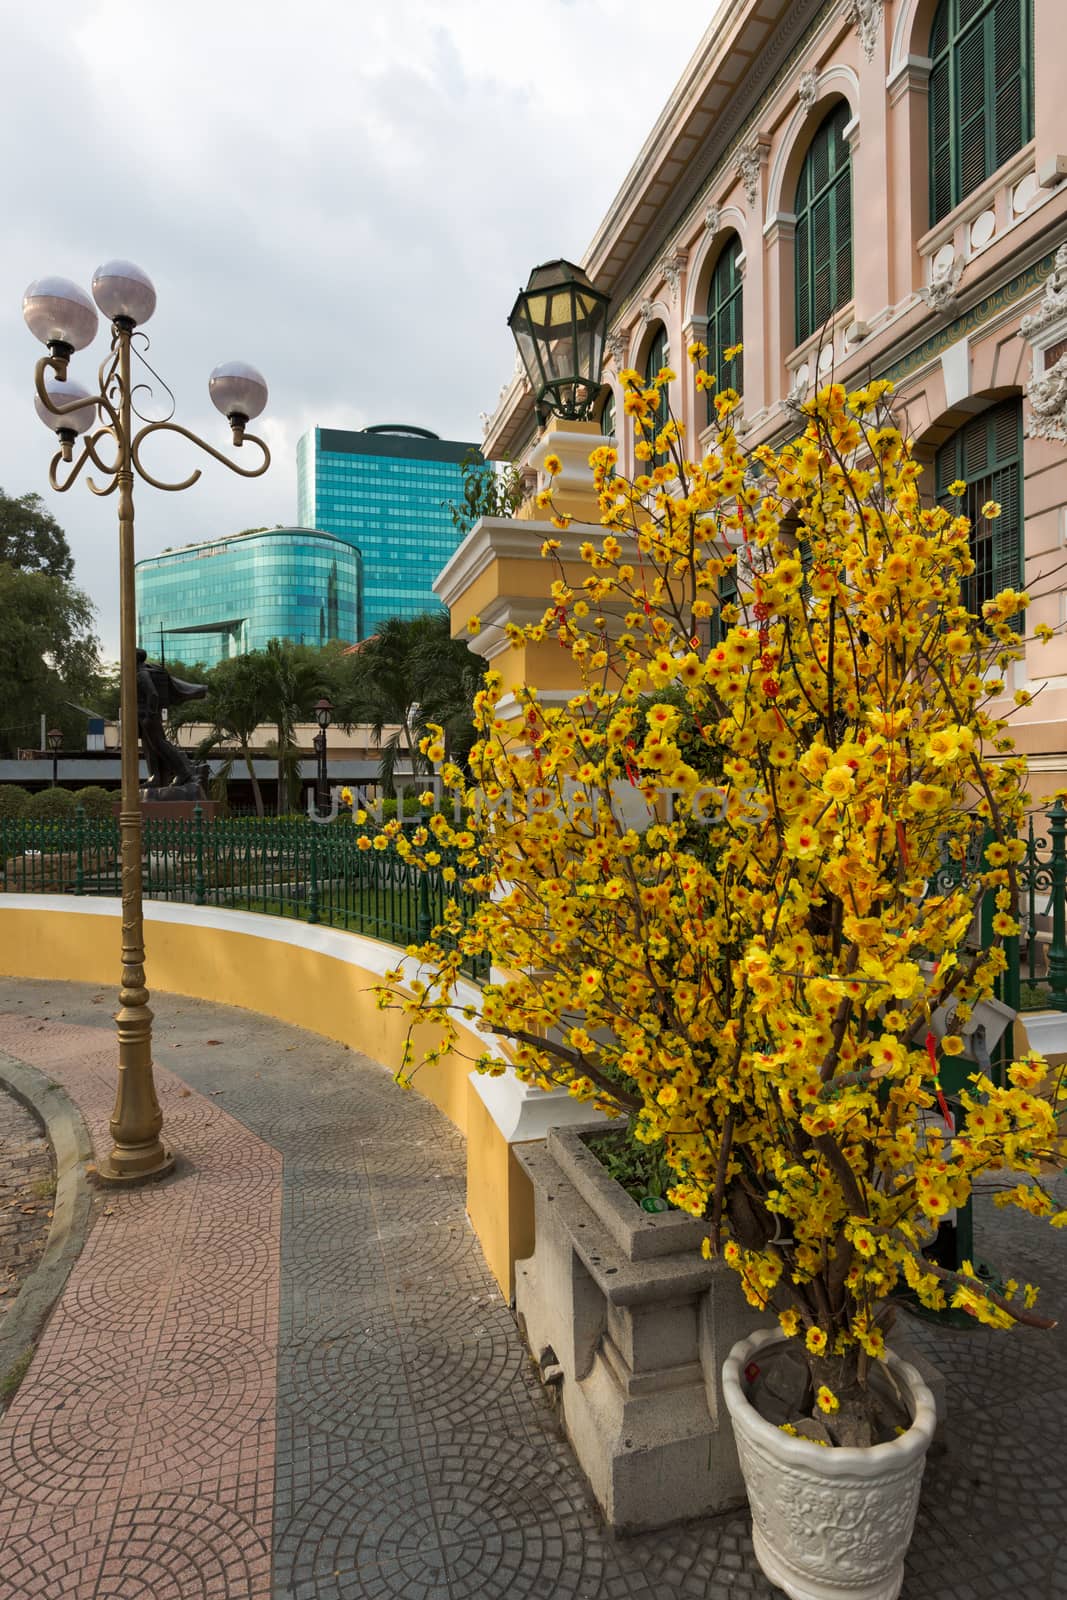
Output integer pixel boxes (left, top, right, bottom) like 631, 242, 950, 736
600, 387, 616, 439
706, 235, 744, 424
794, 103, 853, 349
929, 0, 1034, 226
935, 398, 1024, 620
644, 325, 670, 464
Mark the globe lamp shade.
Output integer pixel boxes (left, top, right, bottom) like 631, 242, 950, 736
91, 260, 157, 326
209, 361, 268, 426
34, 377, 96, 438
22, 277, 99, 353
507, 259, 610, 421
314, 698, 333, 730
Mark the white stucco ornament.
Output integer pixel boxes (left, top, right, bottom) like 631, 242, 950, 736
848, 0, 885, 61
1022, 246, 1067, 442
605, 330, 628, 369
1027, 356, 1067, 442
1021, 244, 1067, 340
922, 253, 964, 314
705, 204, 722, 235
659, 251, 687, 305
638, 298, 655, 325
724, 1329, 937, 1600
735, 142, 763, 209
797, 70, 819, 113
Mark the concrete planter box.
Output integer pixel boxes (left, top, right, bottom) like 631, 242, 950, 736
513, 1122, 772, 1533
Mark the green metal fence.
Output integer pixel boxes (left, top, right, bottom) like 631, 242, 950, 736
0, 809, 487, 981
931, 800, 1067, 1015
6, 802, 1067, 1010
1016, 800, 1067, 1013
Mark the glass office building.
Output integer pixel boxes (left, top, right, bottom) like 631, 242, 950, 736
135, 527, 362, 668
297, 424, 479, 639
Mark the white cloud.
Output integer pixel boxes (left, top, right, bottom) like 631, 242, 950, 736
1, 0, 718, 653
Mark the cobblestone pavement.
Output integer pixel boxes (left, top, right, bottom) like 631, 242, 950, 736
0, 978, 1063, 1599
0, 1083, 53, 1337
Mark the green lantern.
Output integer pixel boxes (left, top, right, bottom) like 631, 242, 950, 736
508, 259, 610, 422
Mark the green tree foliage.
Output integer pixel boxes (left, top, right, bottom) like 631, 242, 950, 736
0, 489, 74, 579
0, 565, 101, 756
445, 450, 523, 537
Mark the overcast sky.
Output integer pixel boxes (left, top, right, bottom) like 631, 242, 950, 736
1, 1, 717, 657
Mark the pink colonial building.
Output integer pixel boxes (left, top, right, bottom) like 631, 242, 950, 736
483, 0, 1067, 787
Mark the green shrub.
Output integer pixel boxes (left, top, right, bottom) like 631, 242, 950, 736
72, 785, 116, 819
372, 795, 425, 822
0, 785, 30, 819
25, 787, 76, 820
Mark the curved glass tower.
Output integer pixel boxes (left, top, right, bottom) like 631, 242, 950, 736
135, 527, 362, 668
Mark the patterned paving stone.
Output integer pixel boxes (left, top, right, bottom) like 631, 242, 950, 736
0, 978, 1063, 1600
0, 1000, 280, 1600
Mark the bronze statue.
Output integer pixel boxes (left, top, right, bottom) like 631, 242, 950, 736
136, 649, 209, 798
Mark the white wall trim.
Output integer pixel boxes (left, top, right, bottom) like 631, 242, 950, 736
765, 65, 862, 218
682, 206, 749, 323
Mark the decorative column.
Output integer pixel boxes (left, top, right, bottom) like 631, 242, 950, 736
762, 212, 797, 407
848, 11, 891, 325
887, 55, 934, 299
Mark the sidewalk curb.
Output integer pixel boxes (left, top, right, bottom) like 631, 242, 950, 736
0, 1056, 94, 1404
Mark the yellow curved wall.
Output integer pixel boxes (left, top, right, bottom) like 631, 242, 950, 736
0, 901, 530, 1295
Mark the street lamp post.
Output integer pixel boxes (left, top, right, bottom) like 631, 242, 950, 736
24, 262, 270, 1182
313, 698, 333, 817
46, 727, 62, 788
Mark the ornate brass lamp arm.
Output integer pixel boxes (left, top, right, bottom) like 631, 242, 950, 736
130, 419, 270, 493
48, 428, 120, 495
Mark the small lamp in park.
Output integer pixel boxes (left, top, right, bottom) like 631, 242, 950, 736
46, 727, 62, 788
23, 261, 270, 1182
313, 698, 333, 816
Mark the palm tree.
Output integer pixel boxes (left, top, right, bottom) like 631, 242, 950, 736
196, 653, 272, 816
261, 639, 328, 814
330, 614, 484, 796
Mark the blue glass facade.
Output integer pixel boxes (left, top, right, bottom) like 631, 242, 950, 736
135, 527, 362, 668
296, 424, 479, 639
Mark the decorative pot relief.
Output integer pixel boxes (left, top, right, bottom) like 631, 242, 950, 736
724, 1329, 937, 1600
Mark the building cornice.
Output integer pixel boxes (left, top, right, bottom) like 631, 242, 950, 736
484, 0, 842, 462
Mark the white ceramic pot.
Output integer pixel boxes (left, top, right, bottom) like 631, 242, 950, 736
723, 1327, 937, 1600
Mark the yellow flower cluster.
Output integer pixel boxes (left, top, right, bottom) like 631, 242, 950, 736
374, 375, 1065, 1380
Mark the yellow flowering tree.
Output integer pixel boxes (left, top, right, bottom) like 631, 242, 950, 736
377, 359, 1067, 1445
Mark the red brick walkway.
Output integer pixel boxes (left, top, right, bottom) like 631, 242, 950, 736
0, 1015, 281, 1600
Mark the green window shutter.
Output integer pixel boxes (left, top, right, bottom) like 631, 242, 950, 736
794, 105, 853, 347
929, 56, 952, 225
706, 235, 744, 422
795, 212, 811, 346
992, 0, 1026, 169
929, 0, 1033, 225
934, 399, 1024, 622
834, 166, 853, 308
645, 326, 670, 465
